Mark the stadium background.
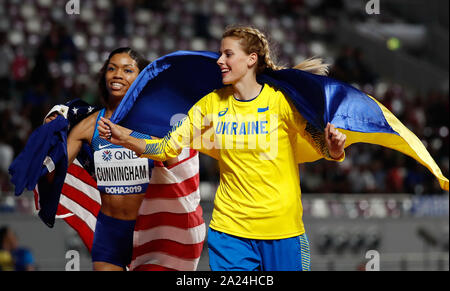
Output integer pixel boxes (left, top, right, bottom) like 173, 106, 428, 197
0, 0, 448, 271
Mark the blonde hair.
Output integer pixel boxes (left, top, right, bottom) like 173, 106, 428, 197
222, 25, 329, 76
293, 57, 330, 76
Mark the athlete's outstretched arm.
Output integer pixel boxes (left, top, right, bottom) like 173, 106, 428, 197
98, 116, 192, 161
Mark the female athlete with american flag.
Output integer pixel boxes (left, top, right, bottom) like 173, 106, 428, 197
12, 47, 205, 271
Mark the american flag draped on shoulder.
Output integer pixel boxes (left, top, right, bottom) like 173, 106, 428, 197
9, 99, 205, 270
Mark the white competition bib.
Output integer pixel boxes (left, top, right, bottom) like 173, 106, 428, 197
94, 148, 150, 194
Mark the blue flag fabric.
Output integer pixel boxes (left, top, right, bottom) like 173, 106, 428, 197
111, 51, 396, 137
111, 51, 223, 138
8, 115, 68, 227
111, 50, 448, 191
258, 69, 397, 135
9, 116, 69, 197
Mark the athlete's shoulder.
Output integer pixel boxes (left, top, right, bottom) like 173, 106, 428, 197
261, 84, 300, 118
259, 83, 288, 107
77, 109, 100, 128
263, 83, 285, 97
69, 109, 101, 141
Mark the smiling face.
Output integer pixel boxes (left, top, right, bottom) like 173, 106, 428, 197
217, 36, 258, 85
105, 53, 140, 102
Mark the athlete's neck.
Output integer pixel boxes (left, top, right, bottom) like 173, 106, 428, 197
104, 108, 114, 119
232, 75, 262, 101
105, 95, 122, 118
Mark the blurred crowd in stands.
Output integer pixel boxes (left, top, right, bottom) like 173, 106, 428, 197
0, 0, 448, 202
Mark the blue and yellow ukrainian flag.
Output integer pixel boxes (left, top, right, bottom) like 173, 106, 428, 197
111, 51, 448, 191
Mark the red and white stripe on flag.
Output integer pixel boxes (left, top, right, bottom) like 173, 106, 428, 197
33, 148, 205, 271
34, 159, 101, 252
130, 148, 206, 271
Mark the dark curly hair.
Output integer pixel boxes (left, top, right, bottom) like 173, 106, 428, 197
98, 47, 149, 106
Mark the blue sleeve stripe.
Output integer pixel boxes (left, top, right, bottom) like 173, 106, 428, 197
299, 233, 311, 271
142, 117, 187, 156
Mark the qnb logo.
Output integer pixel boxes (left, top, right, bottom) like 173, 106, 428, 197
102, 150, 113, 162
114, 150, 140, 160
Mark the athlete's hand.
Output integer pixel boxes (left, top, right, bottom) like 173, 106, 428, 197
97, 117, 128, 146
98, 117, 146, 155
324, 122, 346, 160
